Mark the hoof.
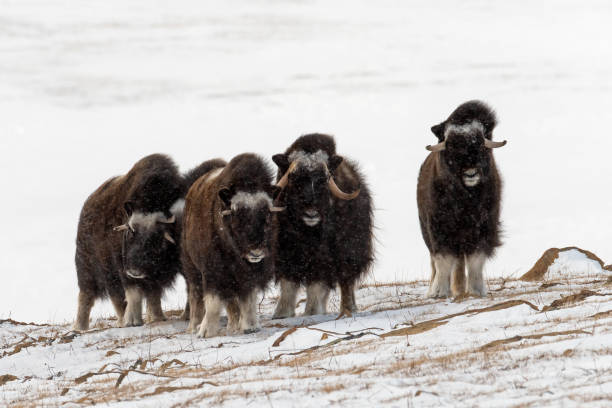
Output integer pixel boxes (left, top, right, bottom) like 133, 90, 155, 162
196, 325, 221, 338
147, 315, 167, 324
468, 287, 488, 297
272, 310, 295, 320
242, 327, 260, 335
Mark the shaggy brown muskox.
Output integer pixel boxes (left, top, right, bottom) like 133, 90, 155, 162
271, 134, 374, 319
74, 154, 184, 331
176, 158, 227, 320
417, 100, 506, 298
181, 154, 281, 337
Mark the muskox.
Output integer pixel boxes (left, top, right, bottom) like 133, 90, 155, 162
271, 134, 373, 319
182, 154, 281, 337
74, 154, 184, 331
178, 158, 228, 319
417, 100, 507, 298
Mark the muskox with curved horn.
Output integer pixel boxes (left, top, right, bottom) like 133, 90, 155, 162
272, 134, 373, 319
182, 154, 280, 337
73, 154, 184, 331
417, 100, 506, 298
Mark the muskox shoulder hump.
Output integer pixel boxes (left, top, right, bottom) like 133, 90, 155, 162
285, 133, 337, 157
184, 158, 227, 190
125, 154, 183, 215
447, 100, 497, 136
222, 153, 274, 191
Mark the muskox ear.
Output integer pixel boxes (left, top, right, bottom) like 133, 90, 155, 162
218, 187, 233, 208
329, 155, 344, 172
272, 154, 289, 172
431, 122, 445, 142
123, 201, 134, 217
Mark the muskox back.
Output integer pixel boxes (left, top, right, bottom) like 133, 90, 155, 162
182, 154, 279, 337
74, 154, 184, 331
417, 101, 506, 299
272, 134, 374, 319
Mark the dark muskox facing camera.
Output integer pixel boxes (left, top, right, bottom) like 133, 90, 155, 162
417, 100, 507, 299
73, 154, 184, 331
181, 154, 281, 338
272, 134, 374, 319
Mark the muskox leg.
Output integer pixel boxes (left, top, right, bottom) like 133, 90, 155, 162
109, 295, 127, 327
226, 298, 241, 335
427, 254, 457, 298
145, 288, 167, 323
73, 291, 94, 331
429, 255, 437, 287
187, 282, 204, 333
238, 290, 260, 334
466, 252, 488, 297
451, 256, 467, 297
304, 282, 330, 316
197, 293, 223, 338
339, 281, 358, 317
180, 298, 190, 321
272, 279, 299, 319
179, 283, 190, 321
123, 286, 144, 327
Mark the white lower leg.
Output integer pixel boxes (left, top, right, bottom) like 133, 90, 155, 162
272, 279, 299, 319
239, 291, 259, 334
427, 254, 457, 298
197, 293, 223, 338
123, 287, 144, 327
304, 282, 330, 315
467, 252, 488, 296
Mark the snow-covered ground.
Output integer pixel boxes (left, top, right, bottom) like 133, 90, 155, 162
1, 249, 611, 407
1, 1, 612, 328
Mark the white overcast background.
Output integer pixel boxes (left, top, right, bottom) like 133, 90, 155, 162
1, 0, 611, 323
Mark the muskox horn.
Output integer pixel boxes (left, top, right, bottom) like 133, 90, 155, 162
484, 139, 507, 149
159, 215, 176, 224
163, 231, 176, 245
328, 177, 360, 200
426, 141, 446, 152
276, 161, 299, 189
220, 209, 232, 217
113, 224, 130, 232
269, 206, 286, 213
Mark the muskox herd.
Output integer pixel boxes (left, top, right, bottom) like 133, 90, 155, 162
73, 100, 506, 337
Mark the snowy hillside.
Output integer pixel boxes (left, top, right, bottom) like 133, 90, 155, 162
1, 249, 611, 407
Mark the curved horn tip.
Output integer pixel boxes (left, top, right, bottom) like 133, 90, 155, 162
485, 139, 508, 149
426, 141, 446, 152
329, 177, 360, 201
164, 232, 176, 244
113, 225, 129, 232
269, 206, 287, 213
220, 210, 232, 217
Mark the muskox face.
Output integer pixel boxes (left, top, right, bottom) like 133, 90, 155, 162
284, 164, 331, 227
115, 202, 179, 280
444, 122, 490, 187
273, 151, 358, 228
428, 120, 507, 188
219, 189, 281, 264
